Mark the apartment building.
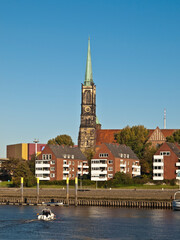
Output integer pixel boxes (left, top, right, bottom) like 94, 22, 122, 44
91, 143, 141, 181
153, 142, 180, 180
7, 143, 46, 160
35, 145, 89, 181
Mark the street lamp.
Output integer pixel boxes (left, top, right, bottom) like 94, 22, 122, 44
33, 139, 39, 159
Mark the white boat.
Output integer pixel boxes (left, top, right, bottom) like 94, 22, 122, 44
172, 191, 180, 211
37, 209, 55, 221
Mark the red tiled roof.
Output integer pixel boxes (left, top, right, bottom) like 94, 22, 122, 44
96, 128, 177, 145
96, 129, 120, 145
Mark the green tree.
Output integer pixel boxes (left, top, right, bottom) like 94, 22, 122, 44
13, 161, 36, 187
114, 125, 150, 159
1, 158, 20, 179
141, 145, 157, 175
48, 134, 74, 146
108, 172, 133, 187
166, 130, 180, 144
83, 148, 95, 179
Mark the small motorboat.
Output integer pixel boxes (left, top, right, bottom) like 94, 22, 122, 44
37, 208, 55, 221
172, 191, 180, 211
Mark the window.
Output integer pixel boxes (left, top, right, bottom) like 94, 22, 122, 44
51, 160, 55, 165
99, 153, 108, 157
72, 161, 74, 165
72, 155, 74, 159
69, 174, 71, 178
72, 168, 74, 171
108, 160, 113, 164
108, 167, 113, 171
50, 173, 55, 178
124, 154, 126, 158
69, 168, 71, 171
63, 154, 66, 158
42, 155, 46, 160
127, 168, 129, 172
51, 167, 55, 171
63, 160, 67, 164
72, 174, 74, 178
68, 154, 70, 159
108, 174, 113, 178
46, 154, 49, 160
127, 154, 129, 158
160, 151, 170, 156
69, 161, 71, 165
49, 154, 52, 160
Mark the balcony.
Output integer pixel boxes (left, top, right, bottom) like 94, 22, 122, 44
120, 169, 126, 173
91, 170, 107, 175
35, 170, 50, 175
120, 163, 126, 168
38, 176, 50, 181
91, 176, 107, 181
132, 165, 140, 169
36, 163, 50, 168
63, 170, 69, 174
132, 171, 141, 175
63, 164, 69, 167
153, 176, 164, 181
83, 165, 89, 169
153, 162, 164, 167
176, 169, 180, 174
176, 162, 180, 167
83, 171, 89, 174
153, 169, 164, 174
91, 163, 107, 168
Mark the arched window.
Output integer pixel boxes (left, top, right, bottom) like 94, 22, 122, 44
85, 91, 91, 104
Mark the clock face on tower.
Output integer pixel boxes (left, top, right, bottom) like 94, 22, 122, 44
85, 106, 91, 113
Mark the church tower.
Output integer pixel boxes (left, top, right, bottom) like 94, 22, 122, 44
78, 38, 96, 152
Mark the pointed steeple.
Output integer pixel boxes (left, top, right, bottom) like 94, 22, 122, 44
84, 37, 93, 86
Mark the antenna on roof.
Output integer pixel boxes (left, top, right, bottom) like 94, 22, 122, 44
164, 108, 166, 129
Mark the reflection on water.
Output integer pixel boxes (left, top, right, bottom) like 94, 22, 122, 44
0, 205, 180, 240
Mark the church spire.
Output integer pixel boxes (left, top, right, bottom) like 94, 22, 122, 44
84, 37, 93, 86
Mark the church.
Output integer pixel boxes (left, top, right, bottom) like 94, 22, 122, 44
78, 39, 178, 152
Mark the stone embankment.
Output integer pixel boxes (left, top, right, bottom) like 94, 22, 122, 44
0, 188, 177, 209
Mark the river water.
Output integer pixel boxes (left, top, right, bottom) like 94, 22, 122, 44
0, 205, 180, 240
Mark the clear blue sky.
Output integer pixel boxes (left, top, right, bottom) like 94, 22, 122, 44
0, 0, 180, 157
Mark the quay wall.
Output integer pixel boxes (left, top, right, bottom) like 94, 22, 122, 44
0, 188, 176, 209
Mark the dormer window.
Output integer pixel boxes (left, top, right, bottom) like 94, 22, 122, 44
64, 154, 66, 158
99, 153, 108, 157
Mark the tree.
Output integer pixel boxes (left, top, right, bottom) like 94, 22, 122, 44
114, 125, 150, 159
1, 158, 20, 179
47, 134, 74, 146
13, 161, 36, 187
107, 172, 133, 187
140, 145, 157, 175
166, 130, 180, 144
2, 158, 36, 187
83, 148, 95, 179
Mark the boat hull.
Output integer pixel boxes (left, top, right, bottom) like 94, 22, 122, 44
172, 200, 180, 211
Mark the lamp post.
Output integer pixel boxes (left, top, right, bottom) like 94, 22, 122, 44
33, 139, 39, 159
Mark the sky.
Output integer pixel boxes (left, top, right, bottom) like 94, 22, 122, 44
0, 0, 180, 157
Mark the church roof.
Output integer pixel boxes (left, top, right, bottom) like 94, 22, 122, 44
96, 129, 120, 145
84, 38, 93, 86
48, 145, 87, 160
96, 128, 177, 145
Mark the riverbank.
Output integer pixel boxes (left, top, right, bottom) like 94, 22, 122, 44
0, 187, 177, 209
